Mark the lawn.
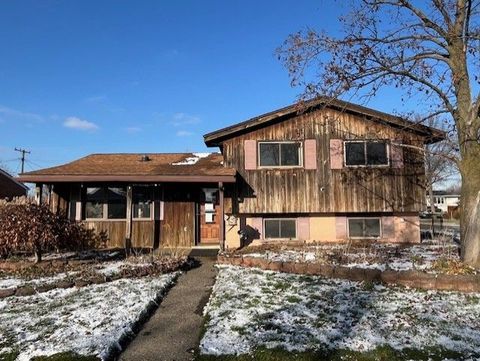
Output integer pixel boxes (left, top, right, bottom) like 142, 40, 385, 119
0, 272, 178, 361
199, 265, 480, 360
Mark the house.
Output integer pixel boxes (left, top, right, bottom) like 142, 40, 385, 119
0, 168, 28, 200
426, 190, 460, 216
18, 97, 444, 249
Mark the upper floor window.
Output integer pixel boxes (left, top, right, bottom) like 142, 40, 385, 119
345, 141, 388, 166
258, 142, 302, 167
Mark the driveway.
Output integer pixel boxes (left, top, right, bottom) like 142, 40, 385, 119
118, 257, 217, 361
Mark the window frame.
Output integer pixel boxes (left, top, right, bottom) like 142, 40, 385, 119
132, 186, 154, 220
263, 218, 297, 240
84, 186, 128, 221
347, 217, 382, 239
257, 141, 303, 169
344, 140, 390, 168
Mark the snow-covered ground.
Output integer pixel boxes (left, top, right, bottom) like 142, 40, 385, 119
0, 272, 76, 290
238, 241, 462, 273
0, 272, 178, 360
200, 265, 480, 358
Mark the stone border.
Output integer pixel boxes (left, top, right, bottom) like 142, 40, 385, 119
218, 255, 480, 293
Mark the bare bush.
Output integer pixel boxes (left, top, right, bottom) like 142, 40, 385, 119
0, 200, 106, 262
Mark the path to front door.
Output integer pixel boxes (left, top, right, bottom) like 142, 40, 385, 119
118, 257, 217, 361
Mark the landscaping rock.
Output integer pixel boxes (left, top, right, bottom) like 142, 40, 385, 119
15, 286, 35, 296
55, 280, 75, 289
0, 288, 16, 298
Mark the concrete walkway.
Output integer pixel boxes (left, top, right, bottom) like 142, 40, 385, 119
118, 257, 217, 361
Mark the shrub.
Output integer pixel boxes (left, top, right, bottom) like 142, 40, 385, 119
0, 200, 106, 262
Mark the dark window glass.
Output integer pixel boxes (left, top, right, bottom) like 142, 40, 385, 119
367, 142, 388, 165
345, 142, 365, 165
85, 187, 103, 219
280, 143, 300, 166
264, 219, 280, 238
107, 187, 126, 219
348, 218, 381, 238
133, 187, 152, 219
364, 219, 381, 237
264, 219, 296, 239
280, 220, 297, 238
348, 219, 364, 237
259, 143, 280, 166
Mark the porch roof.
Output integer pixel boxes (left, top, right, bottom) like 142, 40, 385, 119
18, 153, 236, 183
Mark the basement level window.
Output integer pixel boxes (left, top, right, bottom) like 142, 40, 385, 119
259, 142, 302, 167
345, 141, 388, 166
348, 218, 381, 238
264, 219, 296, 239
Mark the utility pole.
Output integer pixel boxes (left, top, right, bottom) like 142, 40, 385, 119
14, 147, 31, 174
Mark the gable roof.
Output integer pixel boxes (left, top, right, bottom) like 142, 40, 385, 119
204, 97, 446, 147
18, 153, 236, 183
0, 169, 29, 191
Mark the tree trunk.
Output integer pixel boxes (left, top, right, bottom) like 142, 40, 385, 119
460, 150, 480, 267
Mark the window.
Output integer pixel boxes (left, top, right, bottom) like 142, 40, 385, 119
84, 186, 127, 220
259, 142, 301, 167
345, 141, 388, 166
85, 187, 104, 219
348, 218, 381, 238
264, 219, 296, 239
133, 187, 152, 219
107, 187, 127, 219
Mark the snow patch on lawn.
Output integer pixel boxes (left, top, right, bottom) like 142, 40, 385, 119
0, 272, 76, 290
0, 272, 178, 360
200, 265, 480, 357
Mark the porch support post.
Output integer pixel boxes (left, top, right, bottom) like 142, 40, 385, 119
125, 185, 133, 252
219, 182, 225, 251
34, 183, 43, 205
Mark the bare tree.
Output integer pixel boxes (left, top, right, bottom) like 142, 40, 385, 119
277, 0, 480, 266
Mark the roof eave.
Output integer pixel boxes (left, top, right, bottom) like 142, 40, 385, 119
17, 174, 236, 184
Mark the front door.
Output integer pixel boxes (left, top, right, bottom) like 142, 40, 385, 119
199, 188, 221, 244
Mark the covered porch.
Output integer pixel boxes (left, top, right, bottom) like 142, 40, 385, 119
18, 153, 236, 250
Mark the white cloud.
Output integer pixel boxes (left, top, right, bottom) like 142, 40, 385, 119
124, 126, 142, 133
84, 95, 107, 103
171, 112, 201, 127
63, 116, 99, 131
0, 105, 43, 123
176, 130, 193, 137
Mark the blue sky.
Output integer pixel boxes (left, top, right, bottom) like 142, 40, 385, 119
0, 0, 406, 174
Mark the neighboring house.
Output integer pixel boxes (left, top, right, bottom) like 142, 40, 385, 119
426, 190, 460, 215
0, 169, 28, 200
19, 98, 444, 249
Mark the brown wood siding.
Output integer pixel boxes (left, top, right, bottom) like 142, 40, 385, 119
223, 108, 426, 214
161, 201, 195, 247
132, 221, 155, 248
85, 221, 126, 248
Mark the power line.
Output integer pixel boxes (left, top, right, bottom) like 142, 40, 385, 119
14, 148, 31, 174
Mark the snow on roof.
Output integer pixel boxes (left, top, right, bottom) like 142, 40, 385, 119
171, 152, 212, 165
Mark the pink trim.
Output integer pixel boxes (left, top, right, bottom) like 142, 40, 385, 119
382, 216, 395, 239
391, 140, 404, 168
297, 217, 310, 240
330, 139, 343, 169
244, 140, 257, 170
304, 139, 317, 169
251, 217, 263, 239
335, 217, 347, 239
